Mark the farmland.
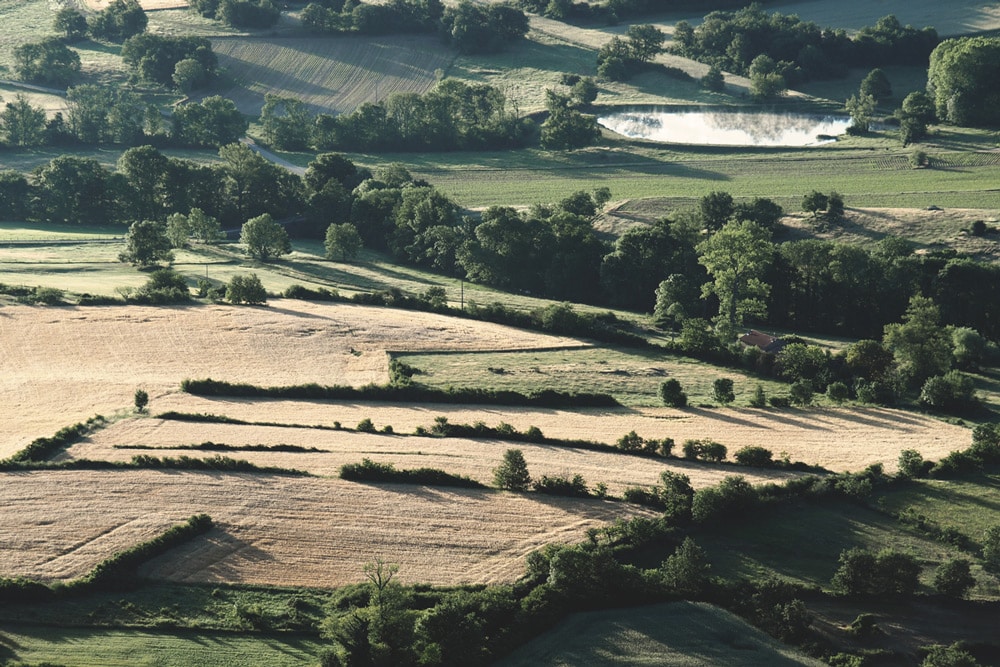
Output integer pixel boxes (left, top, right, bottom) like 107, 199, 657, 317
2, 0, 1000, 664
208, 36, 455, 116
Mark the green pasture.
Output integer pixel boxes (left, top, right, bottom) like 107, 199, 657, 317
495, 601, 825, 667
690, 500, 996, 597
876, 471, 1000, 548
396, 347, 793, 408
0, 626, 323, 667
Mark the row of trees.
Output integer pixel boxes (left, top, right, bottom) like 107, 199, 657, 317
672, 9, 937, 87
302, 0, 529, 54
265, 79, 533, 152
0, 91, 246, 150
189, 0, 281, 28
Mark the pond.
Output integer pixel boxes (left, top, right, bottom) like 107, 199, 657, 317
597, 107, 854, 147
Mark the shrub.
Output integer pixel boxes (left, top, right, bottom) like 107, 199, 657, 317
226, 273, 266, 305
356, 418, 376, 433
788, 381, 814, 405
659, 379, 687, 407
734, 446, 773, 467
339, 459, 484, 488
769, 395, 791, 408
749, 384, 767, 407
826, 381, 850, 403
533, 474, 590, 498
713, 378, 735, 404
133, 389, 148, 413
622, 486, 664, 509
32, 286, 65, 305
919, 371, 978, 414
691, 475, 756, 524
831, 548, 919, 597
682, 439, 726, 462
897, 449, 929, 479
932, 558, 976, 597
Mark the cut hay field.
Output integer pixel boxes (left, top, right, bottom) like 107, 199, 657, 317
148, 394, 969, 473
0, 301, 585, 458
208, 35, 455, 116
65, 416, 806, 494
769, 0, 1000, 37
496, 601, 826, 667
0, 469, 657, 587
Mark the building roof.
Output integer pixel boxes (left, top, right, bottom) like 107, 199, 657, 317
739, 329, 787, 353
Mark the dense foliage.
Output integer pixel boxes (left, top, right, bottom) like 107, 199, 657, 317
672, 8, 937, 85
927, 36, 1000, 126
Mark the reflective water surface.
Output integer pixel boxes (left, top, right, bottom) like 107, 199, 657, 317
597, 108, 853, 147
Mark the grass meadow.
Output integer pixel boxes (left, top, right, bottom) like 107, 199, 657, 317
0, 625, 324, 667
496, 601, 826, 666
690, 499, 1000, 598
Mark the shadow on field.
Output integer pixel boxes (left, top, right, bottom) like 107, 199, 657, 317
825, 407, 933, 431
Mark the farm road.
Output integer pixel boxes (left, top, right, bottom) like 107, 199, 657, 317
241, 137, 305, 175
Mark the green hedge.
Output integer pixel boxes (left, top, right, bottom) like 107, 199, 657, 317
339, 458, 485, 488
181, 378, 619, 408
6, 416, 106, 463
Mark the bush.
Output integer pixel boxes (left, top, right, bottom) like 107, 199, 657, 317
769, 395, 791, 408
691, 475, 756, 524
339, 458, 484, 488
919, 371, 978, 414
712, 378, 735, 404
682, 439, 726, 462
356, 418, 376, 433
659, 379, 687, 407
932, 558, 976, 597
788, 381, 814, 405
831, 548, 920, 597
826, 381, 850, 403
226, 273, 266, 305
734, 446, 773, 467
749, 384, 767, 407
533, 474, 590, 498
898, 449, 930, 479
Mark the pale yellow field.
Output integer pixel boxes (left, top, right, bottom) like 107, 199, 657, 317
145, 394, 971, 473
0, 470, 657, 586
0, 301, 586, 458
67, 416, 806, 493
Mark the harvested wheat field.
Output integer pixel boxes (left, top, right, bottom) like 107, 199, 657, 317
68, 417, 804, 494
149, 395, 970, 472
0, 470, 656, 587
0, 301, 586, 458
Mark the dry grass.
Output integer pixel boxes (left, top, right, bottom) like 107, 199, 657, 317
0, 469, 657, 587
67, 416, 806, 493
0, 301, 585, 458
146, 395, 970, 472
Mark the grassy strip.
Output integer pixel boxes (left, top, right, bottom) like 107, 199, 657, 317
117, 441, 324, 453
0, 515, 213, 603
339, 458, 485, 489
180, 378, 620, 408
6, 416, 107, 463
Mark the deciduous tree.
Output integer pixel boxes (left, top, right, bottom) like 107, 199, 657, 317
240, 213, 290, 261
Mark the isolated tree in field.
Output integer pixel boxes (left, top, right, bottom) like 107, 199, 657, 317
226, 273, 266, 305
133, 388, 149, 413
660, 379, 688, 407
802, 190, 829, 217
1, 95, 46, 146
702, 64, 725, 91
493, 448, 531, 491
240, 213, 290, 261
713, 378, 735, 404
697, 220, 774, 336
325, 222, 363, 261
119, 220, 173, 267
624, 24, 666, 63
883, 295, 952, 386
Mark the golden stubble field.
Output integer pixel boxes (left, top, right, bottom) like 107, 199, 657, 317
0, 301, 586, 458
0, 469, 658, 587
140, 394, 969, 473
